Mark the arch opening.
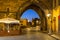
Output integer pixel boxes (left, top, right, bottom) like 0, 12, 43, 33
17, 4, 47, 32
21, 9, 40, 22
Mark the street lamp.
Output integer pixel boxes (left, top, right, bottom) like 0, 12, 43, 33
47, 13, 52, 35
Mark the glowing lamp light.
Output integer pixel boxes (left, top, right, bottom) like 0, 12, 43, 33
8, 30, 10, 33
28, 20, 30, 22
47, 14, 51, 17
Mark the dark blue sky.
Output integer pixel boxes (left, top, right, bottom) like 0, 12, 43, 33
21, 9, 40, 21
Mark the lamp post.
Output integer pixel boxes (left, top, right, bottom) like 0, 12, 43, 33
47, 13, 52, 35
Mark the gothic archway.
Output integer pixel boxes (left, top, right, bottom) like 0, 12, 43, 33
16, 1, 50, 31
17, 4, 47, 31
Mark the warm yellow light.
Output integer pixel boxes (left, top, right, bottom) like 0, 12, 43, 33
47, 14, 51, 17
28, 20, 30, 22
8, 30, 10, 33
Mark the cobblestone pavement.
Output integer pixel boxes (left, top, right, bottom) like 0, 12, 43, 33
0, 32, 57, 40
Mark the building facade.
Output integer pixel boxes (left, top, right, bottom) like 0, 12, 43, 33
20, 19, 28, 28
0, 0, 60, 34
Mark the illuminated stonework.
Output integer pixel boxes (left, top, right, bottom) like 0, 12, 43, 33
0, 0, 59, 33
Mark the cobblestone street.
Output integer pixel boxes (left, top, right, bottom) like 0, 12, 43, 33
0, 32, 57, 40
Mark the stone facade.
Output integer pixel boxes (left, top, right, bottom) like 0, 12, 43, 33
0, 0, 59, 33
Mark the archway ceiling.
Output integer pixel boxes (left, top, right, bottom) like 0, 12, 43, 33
0, 0, 53, 12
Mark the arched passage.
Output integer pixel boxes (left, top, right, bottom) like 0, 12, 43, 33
20, 9, 40, 21
17, 4, 47, 31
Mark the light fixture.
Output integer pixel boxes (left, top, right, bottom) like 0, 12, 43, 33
47, 14, 51, 17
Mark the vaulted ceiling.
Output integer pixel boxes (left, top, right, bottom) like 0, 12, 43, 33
0, 0, 54, 12
0, 0, 59, 19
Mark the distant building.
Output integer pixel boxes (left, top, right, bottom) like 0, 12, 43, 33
20, 19, 28, 28
27, 21, 32, 27
32, 18, 41, 27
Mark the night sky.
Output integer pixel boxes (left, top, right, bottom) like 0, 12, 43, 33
21, 9, 40, 21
